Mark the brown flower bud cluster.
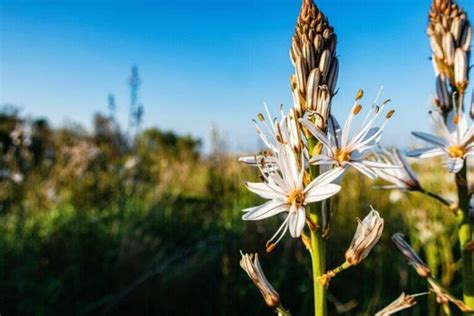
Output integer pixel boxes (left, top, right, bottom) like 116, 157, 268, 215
428, 0, 471, 116
290, 0, 338, 130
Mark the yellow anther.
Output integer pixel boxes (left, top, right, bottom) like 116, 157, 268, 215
352, 104, 362, 115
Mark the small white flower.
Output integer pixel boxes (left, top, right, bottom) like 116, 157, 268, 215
374, 148, 421, 191
240, 104, 305, 171
252, 104, 302, 155
300, 99, 396, 180
407, 111, 474, 173
238, 154, 278, 173
243, 144, 342, 249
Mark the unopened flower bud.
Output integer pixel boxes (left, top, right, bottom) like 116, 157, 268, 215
442, 32, 455, 65
435, 75, 452, 114
470, 90, 474, 119
306, 68, 321, 111
345, 208, 384, 265
429, 36, 444, 60
327, 58, 339, 95
240, 252, 280, 308
391, 233, 431, 278
454, 48, 467, 92
461, 23, 472, 51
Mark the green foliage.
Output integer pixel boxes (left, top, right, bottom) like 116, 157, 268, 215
0, 109, 464, 315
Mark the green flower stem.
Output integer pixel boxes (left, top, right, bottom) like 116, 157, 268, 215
455, 164, 474, 309
418, 188, 452, 208
275, 304, 292, 316
308, 136, 327, 316
426, 242, 440, 316
327, 261, 352, 276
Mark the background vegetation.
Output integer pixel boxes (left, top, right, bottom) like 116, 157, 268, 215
0, 96, 467, 315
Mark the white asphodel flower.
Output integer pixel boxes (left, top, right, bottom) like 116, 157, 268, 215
300, 100, 397, 179
239, 104, 304, 168
243, 144, 343, 250
374, 148, 421, 191
253, 104, 302, 154
407, 111, 474, 173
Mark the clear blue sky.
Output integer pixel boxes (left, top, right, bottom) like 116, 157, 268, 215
1, 0, 473, 153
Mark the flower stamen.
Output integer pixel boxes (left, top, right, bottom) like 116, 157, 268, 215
334, 148, 350, 165
448, 145, 465, 158
288, 189, 305, 207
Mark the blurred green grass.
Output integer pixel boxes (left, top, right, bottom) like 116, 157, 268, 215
0, 109, 465, 315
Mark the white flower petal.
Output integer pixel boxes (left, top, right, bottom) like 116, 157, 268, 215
360, 160, 401, 169
288, 206, 306, 238
411, 131, 447, 147
309, 154, 333, 164
242, 201, 289, 221
238, 156, 257, 164
406, 147, 446, 159
444, 157, 464, 174
350, 162, 378, 179
246, 182, 286, 199
350, 127, 380, 149
277, 144, 299, 188
305, 183, 341, 203
299, 118, 333, 152
304, 167, 345, 193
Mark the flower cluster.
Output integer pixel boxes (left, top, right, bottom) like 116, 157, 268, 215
407, 0, 474, 174
240, 88, 395, 250
237, 0, 404, 312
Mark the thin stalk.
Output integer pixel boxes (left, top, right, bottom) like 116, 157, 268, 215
308, 137, 327, 316
455, 164, 474, 309
328, 261, 352, 276
442, 303, 452, 316
418, 188, 452, 208
426, 242, 440, 316
275, 304, 292, 316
